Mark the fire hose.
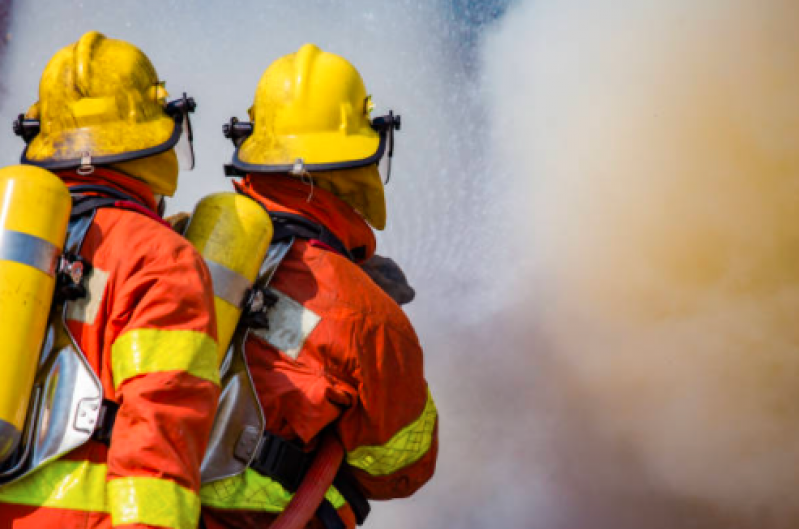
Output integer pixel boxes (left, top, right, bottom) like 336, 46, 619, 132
269, 431, 345, 529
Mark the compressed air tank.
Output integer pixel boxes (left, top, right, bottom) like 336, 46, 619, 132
0, 165, 71, 465
184, 193, 273, 363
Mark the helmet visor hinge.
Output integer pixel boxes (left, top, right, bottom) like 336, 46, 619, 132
77, 152, 95, 175
371, 111, 401, 185
223, 117, 254, 147
13, 114, 41, 144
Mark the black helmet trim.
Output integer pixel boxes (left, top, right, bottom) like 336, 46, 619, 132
19, 116, 184, 171
224, 111, 400, 178
225, 132, 387, 177
16, 94, 196, 172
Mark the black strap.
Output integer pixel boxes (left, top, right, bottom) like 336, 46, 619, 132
269, 211, 356, 261
249, 431, 313, 492
91, 400, 119, 446
248, 430, 371, 526
333, 466, 371, 525
237, 188, 367, 261
69, 184, 143, 202
69, 185, 147, 220
315, 499, 346, 529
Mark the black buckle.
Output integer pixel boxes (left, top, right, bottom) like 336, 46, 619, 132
249, 432, 312, 492
55, 253, 92, 302
91, 400, 119, 446
240, 285, 279, 329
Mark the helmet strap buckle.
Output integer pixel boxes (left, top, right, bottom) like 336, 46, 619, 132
77, 152, 95, 176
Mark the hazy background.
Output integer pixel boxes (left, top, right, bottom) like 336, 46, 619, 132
4, 0, 799, 528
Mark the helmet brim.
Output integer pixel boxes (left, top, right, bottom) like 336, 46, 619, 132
232, 129, 385, 174
21, 115, 181, 171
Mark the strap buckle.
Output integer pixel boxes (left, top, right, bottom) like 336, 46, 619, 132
55, 253, 91, 302
249, 432, 312, 492
91, 400, 119, 446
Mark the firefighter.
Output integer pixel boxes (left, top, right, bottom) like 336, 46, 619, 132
197, 43, 438, 529
0, 31, 220, 529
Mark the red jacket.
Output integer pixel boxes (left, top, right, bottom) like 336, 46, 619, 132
201, 176, 437, 529
0, 169, 220, 529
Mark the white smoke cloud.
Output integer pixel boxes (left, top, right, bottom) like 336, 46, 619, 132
483, 0, 799, 526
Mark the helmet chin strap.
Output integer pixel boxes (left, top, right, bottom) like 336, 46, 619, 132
154, 195, 166, 217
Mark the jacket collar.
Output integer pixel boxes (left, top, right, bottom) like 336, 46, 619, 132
236, 174, 376, 262
57, 167, 160, 213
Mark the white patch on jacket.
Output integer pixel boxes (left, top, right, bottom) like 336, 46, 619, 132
251, 288, 321, 360
65, 267, 109, 325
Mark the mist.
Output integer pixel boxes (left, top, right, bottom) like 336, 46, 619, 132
483, 0, 799, 527
5, 0, 799, 528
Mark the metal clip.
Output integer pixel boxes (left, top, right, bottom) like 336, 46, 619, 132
290, 158, 306, 177
241, 286, 279, 329
77, 152, 94, 176
74, 397, 101, 434
56, 253, 91, 302
59, 257, 85, 286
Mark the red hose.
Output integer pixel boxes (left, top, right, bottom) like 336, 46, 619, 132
270, 432, 344, 529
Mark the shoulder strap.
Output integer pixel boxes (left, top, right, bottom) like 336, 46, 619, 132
269, 211, 355, 261
69, 184, 168, 227
235, 188, 361, 262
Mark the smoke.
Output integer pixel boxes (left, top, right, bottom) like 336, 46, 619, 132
482, 0, 799, 526
0, 0, 12, 103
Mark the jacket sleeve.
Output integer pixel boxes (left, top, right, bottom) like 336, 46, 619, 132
105, 234, 220, 529
334, 313, 438, 500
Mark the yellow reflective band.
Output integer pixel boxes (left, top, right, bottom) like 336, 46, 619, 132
0, 459, 108, 511
346, 388, 437, 476
200, 469, 345, 512
109, 476, 200, 529
112, 328, 220, 389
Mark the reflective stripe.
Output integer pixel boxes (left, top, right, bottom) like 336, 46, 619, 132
109, 476, 200, 529
0, 228, 60, 276
0, 460, 202, 529
205, 259, 252, 308
200, 468, 345, 512
112, 328, 220, 389
0, 459, 108, 511
346, 388, 437, 476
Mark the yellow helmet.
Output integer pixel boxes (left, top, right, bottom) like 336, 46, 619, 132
13, 31, 196, 194
224, 43, 400, 229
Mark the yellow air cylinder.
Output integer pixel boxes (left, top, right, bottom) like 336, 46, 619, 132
0, 165, 71, 464
184, 193, 273, 363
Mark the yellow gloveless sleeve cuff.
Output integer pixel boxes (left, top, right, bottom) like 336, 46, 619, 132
111, 328, 220, 390
108, 476, 200, 529
346, 388, 438, 476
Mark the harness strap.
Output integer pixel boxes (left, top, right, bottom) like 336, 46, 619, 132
69, 185, 169, 227
248, 430, 370, 526
67, 185, 167, 447
236, 188, 367, 261
269, 211, 355, 261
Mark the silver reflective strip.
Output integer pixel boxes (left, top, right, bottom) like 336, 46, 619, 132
0, 229, 60, 276
205, 259, 251, 308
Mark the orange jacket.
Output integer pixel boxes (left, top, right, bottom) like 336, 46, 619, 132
200, 176, 438, 529
0, 168, 220, 529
